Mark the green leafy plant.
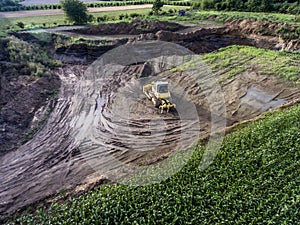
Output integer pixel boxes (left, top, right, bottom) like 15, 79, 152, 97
16, 21, 24, 29
60, 0, 93, 25
152, 0, 164, 15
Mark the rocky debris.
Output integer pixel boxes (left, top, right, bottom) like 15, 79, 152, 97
284, 39, 300, 51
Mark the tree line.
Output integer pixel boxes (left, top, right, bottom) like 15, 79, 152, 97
193, 0, 300, 14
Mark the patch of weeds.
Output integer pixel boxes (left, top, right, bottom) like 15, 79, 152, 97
201, 45, 300, 83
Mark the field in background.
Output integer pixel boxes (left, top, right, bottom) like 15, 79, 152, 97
0, 5, 188, 35
19, 0, 98, 5
1, 6, 300, 37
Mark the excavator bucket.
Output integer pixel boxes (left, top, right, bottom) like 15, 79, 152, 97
159, 99, 176, 113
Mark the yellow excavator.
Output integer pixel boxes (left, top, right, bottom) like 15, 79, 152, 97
143, 81, 176, 113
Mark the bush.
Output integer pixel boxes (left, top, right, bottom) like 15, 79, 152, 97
7, 37, 60, 77
16, 21, 25, 29
119, 14, 125, 20
152, 0, 164, 14
97, 16, 107, 23
130, 13, 140, 18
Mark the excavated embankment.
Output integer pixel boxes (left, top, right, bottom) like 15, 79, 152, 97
54, 20, 299, 64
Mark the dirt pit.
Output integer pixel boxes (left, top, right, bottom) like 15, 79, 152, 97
1, 18, 300, 218
1, 40, 300, 218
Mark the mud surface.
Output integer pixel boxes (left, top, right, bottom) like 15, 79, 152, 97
1, 20, 300, 218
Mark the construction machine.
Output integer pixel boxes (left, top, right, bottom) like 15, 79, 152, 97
143, 81, 176, 113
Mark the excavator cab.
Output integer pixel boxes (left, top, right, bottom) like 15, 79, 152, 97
152, 81, 171, 100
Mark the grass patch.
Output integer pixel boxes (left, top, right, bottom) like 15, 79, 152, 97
10, 101, 300, 224
194, 10, 300, 25
202, 45, 300, 83
142, 9, 300, 26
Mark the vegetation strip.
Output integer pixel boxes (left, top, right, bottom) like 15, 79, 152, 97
0, 5, 154, 18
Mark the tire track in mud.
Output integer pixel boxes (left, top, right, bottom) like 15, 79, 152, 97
68, 44, 208, 184
0, 65, 94, 216
0, 42, 208, 216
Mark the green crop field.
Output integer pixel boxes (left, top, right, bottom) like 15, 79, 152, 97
146, 10, 300, 26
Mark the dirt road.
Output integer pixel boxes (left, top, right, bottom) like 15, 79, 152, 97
0, 4, 153, 19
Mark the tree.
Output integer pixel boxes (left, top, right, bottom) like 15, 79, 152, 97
296, 0, 300, 21
152, 0, 164, 15
60, 0, 93, 25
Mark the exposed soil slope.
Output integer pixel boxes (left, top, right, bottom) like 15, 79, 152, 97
57, 19, 299, 64
76, 20, 186, 35
225, 19, 300, 51
0, 38, 60, 155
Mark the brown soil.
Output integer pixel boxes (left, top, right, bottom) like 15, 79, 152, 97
76, 19, 186, 35
58, 19, 299, 64
225, 19, 300, 51
0, 62, 60, 156
1, 54, 299, 219
0, 19, 300, 219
